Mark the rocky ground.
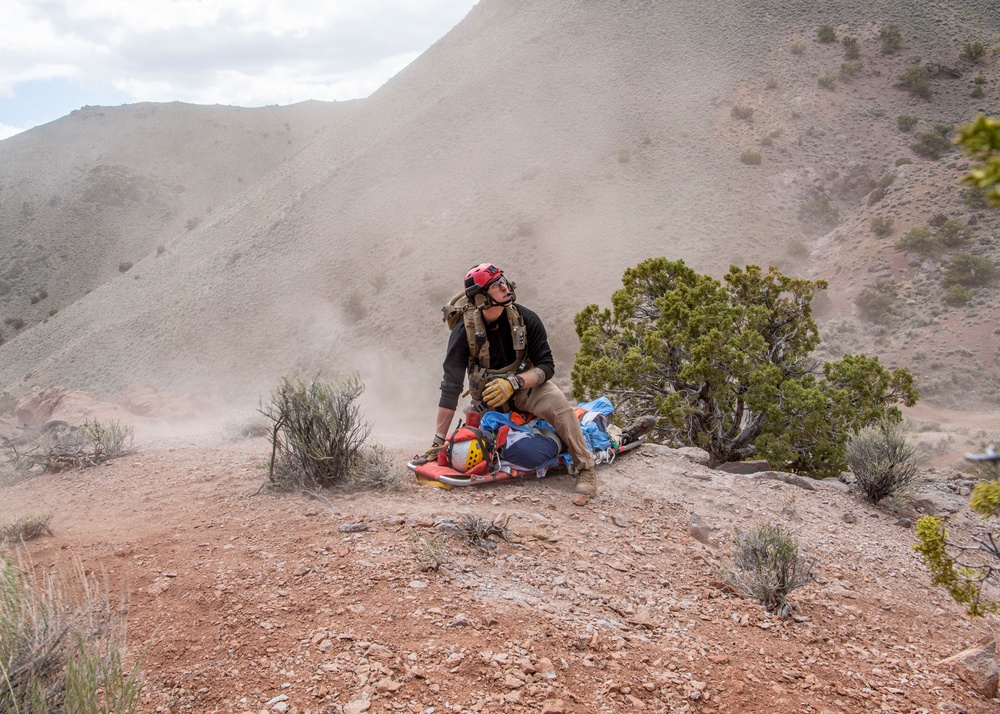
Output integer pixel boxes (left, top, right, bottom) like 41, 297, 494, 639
3, 396, 1000, 714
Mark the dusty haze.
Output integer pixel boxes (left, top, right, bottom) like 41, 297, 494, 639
1, 0, 1000, 434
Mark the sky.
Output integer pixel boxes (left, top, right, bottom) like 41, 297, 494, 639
0, 0, 479, 141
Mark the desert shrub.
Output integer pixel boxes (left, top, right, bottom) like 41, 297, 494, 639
818, 75, 837, 90
118, 261, 133, 273
936, 218, 974, 247
962, 187, 988, 208
942, 284, 973, 306
894, 226, 937, 257
740, 150, 762, 165
786, 238, 809, 258
456, 514, 513, 552
899, 65, 932, 99
846, 418, 917, 504
0, 392, 15, 416
409, 529, 450, 572
876, 173, 896, 190
895, 157, 913, 166
572, 259, 917, 477
910, 130, 952, 160
871, 216, 894, 237
156, 245, 166, 256
0, 556, 143, 712
842, 36, 860, 59
839, 61, 862, 81
4, 318, 24, 330
798, 195, 840, 228
957, 115, 1000, 208
724, 523, 811, 617
343, 290, 367, 323
942, 252, 1000, 287
3, 420, 135, 475
765, 77, 778, 90
0, 513, 52, 543
897, 114, 918, 132
731, 105, 754, 121
790, 41, 806, 55
184, 217, 199, 231
47, 308, 57, 317
974, 75, 987, 85
879, 24, 902, 54
221, 411, 272, 441
970, 86, 985, 99
261, 375, 397, 491
961, 42, 986, 62
617, 149, 631, 164
817, 25, 837, 43
855, 288, 894, 324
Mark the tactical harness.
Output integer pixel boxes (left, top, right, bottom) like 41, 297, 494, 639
443, 293, 531, 405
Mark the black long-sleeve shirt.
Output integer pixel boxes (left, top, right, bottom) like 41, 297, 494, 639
438, 304, 556, 410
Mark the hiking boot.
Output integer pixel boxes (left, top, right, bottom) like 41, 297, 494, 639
574, 466, 598, 499
621, 415, 656, 446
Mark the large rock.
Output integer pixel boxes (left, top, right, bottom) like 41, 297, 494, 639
675, 446, 712, 466
938, 639, 998, 699
717, 459, 771, 474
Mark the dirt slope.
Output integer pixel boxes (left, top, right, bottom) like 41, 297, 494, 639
3, 418, 999, 713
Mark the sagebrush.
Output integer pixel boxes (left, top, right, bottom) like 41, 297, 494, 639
261, 375, 398, 491
0, 556, 143, 712
845, 418, 917, 504
724, 523, 811, 617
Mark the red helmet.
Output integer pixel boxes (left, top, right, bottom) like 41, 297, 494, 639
464, 263, 515, 306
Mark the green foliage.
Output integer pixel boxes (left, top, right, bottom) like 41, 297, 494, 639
839, 62, 862, 81
942, 252, 1000, 287
879, 24, 902, 54
894, 226, 937, 257
876, 173, 896, 190
818, 75, 837, 90
871, 215, 894, 237
261, 375, 398, 491
897, 114, 918, 132
854, 287, 894, 323
790, 41, 806, 55
936, 218, 974, 247
724, 523, 811, 617
817, 25, 837, 43
970, 86, 984, 99
731, 105, 754, 121
942, 284, 972, 306
0, 556, 144, 712
740, 150, 762, 165
914, 516, 996, 616
970, 480, 1000, 518
756, 354, 918, 478
118, 261, 133, 273
961, 41, 986, 62
572, 259, 917, 478
3, 318, 24, 330
910, 130, 952, 159
899, 65, 932, 99
842, 36, 860, 59
895, 157, 913, 166
956, 115, 1000, 208
845, 418, 917, 503
974, 75, 987, 85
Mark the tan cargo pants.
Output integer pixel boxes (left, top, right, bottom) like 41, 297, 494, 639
511, 382, 595, 471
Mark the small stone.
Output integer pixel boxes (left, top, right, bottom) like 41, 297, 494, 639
449, 613, 471, 627
504, 674, 525, 689
375, 678, 402, 693
264, 694, 288, 707
841, 512, 856, 524
339, 523, 370, 533
540, 699, 566, 714
611, 513, 628, 528
408, 580, 428, 589
536, 657, 557, 680
344, 700, 371, 714
687, 513, 712, 544
571, 493, 591, 506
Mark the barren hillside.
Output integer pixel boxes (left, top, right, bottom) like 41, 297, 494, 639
0, 0, 998, 418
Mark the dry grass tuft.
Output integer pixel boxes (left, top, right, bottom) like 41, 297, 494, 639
0, 513, 53, 544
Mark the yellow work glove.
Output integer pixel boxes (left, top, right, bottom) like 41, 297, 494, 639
482, 375, 519, 409
422, 434, 446, 461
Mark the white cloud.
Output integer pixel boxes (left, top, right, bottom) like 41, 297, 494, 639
0, 123, 26, 141
0, 0, 476, 127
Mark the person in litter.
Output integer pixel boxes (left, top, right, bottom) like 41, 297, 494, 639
430, 262, 598, 504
